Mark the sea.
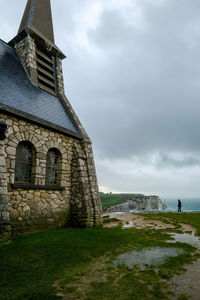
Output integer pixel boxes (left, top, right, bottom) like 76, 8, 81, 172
111, 199, 200, 214
126, 199, 200, 214
161, 199, 200, 213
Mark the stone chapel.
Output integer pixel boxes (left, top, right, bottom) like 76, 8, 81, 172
0, 0, 102, 242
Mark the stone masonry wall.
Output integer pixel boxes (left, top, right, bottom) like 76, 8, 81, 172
0, 113, 102, 233
16, 36, 38, 87
0, 138, 11, 242
70, 142, 102, 227
1, 113, 73, 232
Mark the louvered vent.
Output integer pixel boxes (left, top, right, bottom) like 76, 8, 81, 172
36, 44, 56, 95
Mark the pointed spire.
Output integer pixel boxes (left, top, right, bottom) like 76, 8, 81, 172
18, 0, 54, 43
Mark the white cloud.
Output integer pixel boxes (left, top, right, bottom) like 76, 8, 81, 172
73, 1, 103, 50
96, 154, 200, 198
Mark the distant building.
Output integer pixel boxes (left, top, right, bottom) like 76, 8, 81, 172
0, 0, 102, 242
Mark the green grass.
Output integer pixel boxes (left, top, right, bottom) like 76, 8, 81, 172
142, 212, 200, 235
100, 193, 145, 208
100, 193, 127, 208
0, 222, 198, 300
101, 198, 124, 207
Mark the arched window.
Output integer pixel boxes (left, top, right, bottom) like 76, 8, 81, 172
45, 148, 61, 185
15, 141, 35, 183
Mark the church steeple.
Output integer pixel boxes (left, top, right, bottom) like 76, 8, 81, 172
9, 0, 66, 96
18, 0, 55, 43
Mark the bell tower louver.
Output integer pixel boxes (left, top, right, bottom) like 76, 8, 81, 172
9, 0, 65, 96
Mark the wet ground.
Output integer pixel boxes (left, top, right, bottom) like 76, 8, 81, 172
170, 258, 200, 300
169, 232, 200, 250
113, 247, 183, 268
103, 213, 176, 230
103, 213, 200, 299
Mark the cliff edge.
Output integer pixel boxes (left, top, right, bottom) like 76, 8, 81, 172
102, 194, 165, 213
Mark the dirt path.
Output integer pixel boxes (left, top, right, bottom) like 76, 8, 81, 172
103, 213, 176, 230
170, 258, 200, 300
103, 213, 200, 300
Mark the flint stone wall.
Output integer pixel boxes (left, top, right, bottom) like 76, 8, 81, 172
0, 113, 102, 233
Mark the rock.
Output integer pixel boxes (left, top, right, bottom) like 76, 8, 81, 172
104, 195, 165, 213
162, 201, 167, 209
23, 205, 31, 212
10, 209, 19, 219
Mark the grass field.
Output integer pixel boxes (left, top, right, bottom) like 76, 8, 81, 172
100, 193, 125, 207
100, 193, 144, 208
0, 213, 200, 300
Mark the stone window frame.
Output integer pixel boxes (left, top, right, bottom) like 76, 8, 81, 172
5, 132, 44, 186
45, 148, 62, 186
5, 128, 67, 189
14, 141, 36, 184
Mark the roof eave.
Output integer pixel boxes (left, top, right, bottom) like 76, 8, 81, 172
8, 27, 66, 60
0, 103, 82, 140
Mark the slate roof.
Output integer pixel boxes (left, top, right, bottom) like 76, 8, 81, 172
18, 0, 55, 43
0, 39, 80, 138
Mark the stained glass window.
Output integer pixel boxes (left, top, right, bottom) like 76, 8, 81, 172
15, 142, 35, 183
46, 149, 61, 185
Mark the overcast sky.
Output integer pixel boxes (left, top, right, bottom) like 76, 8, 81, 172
1, 0, 200, 199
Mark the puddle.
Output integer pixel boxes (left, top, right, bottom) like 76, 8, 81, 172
113, 247, 184, 268
169, 233, 200, 250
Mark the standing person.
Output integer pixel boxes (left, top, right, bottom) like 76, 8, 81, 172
178, 199, 182, 212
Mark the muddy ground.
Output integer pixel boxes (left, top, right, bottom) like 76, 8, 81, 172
103, 213, 200, 300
